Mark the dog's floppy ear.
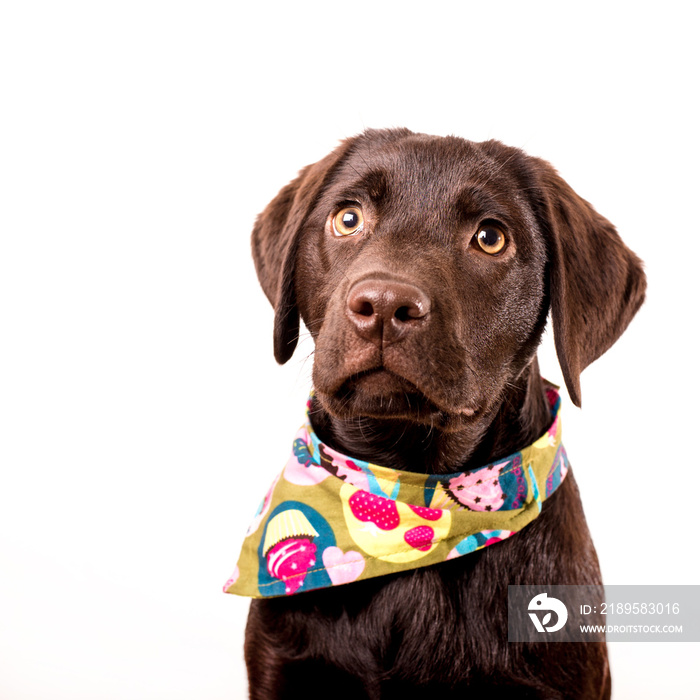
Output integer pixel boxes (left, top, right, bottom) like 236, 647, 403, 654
251, 139, 355, 364
533, 159, 646, 407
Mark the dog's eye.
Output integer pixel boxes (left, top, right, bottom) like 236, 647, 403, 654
475, 225, 506, 255
332, 207, 364, 237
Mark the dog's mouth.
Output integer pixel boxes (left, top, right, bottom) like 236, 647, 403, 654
317, 368, 477, 429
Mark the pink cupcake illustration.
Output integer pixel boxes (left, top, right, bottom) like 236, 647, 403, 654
263, 510, 319, 595
431, 466, 506, 512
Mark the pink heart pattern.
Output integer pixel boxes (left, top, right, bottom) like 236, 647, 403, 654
322, 546, 365, 586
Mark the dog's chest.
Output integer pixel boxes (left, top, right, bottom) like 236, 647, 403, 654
257, 546, 509, 679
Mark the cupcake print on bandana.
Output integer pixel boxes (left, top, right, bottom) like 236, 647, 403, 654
257, 502, 335, 597
264, 510, 318, 595
429, 455, 529, 512
440, 467, 506, 511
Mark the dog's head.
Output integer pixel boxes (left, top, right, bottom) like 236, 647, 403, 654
251, 129, 645, 428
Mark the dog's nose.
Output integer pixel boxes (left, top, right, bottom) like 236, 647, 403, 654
346, 278, 431, 345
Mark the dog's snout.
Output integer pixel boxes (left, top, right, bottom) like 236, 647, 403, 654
346, 278, 431, 345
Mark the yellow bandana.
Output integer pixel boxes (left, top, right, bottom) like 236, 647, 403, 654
224, 387, 567, 598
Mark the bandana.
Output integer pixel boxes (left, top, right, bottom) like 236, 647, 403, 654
224, 386, 568, 598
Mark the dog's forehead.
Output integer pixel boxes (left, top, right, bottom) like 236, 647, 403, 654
329, 135, 527, 217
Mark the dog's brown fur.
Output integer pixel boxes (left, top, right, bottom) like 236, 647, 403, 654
245, 129, 646, 699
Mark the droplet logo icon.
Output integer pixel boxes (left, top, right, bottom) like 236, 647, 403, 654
528, 592, 568, 633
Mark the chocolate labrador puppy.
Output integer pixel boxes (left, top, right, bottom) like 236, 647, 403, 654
244, 128, 645, 698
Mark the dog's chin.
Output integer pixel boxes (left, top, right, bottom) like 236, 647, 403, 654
316, 368, 477, 431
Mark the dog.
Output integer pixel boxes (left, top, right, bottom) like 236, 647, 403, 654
242, 128, 646, 699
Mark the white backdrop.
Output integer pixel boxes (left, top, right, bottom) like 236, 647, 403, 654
1, 2, 698, 698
